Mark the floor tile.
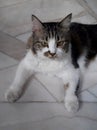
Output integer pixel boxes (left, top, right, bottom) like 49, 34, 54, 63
0, 0, 28, 8
78, 90, 97, 102
0, 21, 6, 30
76, 102, 97, 120
72, 12, 96, 24
0, 52, 18, 70
0, 103, 67, 126
0, 0, 84, 36
93, 21, 97, 24
19, 77, 56, 102
0, 116, 97, 130
88, 85, 97, 97
0, 31, 26, 60
79, 71, 97, 92
0, 66, 55, 102
2, 23, 32, 37
16, 31, 31, 43
0, 103, 97, 130
85, 0, 97, 16
36, 74, 64, 102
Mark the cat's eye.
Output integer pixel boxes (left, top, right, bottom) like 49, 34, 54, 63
42, 41, 48, 47
57, 41, 65, 47
34, 42, 42, 49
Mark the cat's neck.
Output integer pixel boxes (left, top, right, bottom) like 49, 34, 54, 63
27, 49, 71, 64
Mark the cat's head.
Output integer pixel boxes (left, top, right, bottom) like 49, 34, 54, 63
30, 13, 72, 59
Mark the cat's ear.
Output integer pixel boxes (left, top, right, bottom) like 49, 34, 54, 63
31, 15, 44, 36
59, 13, 72, 29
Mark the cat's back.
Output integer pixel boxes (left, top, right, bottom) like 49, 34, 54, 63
70, 22, 97, 68
70, 22, 97, 30
70, 22, 97, 38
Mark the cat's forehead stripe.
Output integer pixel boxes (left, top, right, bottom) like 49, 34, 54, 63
45, 24, 57, 38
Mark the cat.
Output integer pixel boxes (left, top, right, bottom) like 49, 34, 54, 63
5, 13, 97, 113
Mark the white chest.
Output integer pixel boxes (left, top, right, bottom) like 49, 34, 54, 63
24, 50, 71, 75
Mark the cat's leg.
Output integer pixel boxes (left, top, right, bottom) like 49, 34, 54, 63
61, 68, 80, 113
65, 68, 80, 113
5, 59, 34, 102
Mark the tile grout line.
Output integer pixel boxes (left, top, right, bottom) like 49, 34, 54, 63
0, 49, 20, 61
0, 101, 57, 103
0, 63, 18, 71
74, 115, 97, 122
0, 101, 96, 103
78, 83, 97, 94
47, 11, 87, 22
0, 30, 26, 45
34, 76, 60, 102
0, 115, 74, 127
87, 90, 97, 99
15, 30, 32, 38
0, 49, 19, 64
73, 10, 87, 18
77, 0, 97, 20
0, 31, 27, 61
0, 113, 97, 127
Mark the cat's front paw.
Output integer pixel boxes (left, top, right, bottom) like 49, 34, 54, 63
64, 95, 79, 113
5, 88, 22, 102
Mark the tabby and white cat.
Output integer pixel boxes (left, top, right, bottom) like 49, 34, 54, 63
5, 13, 97, 113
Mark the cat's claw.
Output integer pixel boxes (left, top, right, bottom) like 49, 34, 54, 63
5, 88, 22, 102
65, 95, 79, 113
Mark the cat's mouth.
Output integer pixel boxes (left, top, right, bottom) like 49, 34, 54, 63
44, 51, 57, 59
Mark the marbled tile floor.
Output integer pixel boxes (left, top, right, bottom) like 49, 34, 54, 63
0, 0, 97, 129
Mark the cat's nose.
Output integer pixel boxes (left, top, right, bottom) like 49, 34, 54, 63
48, 51, 56, 56
50, 53, 56, 56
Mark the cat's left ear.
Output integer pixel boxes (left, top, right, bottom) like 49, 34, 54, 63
59, 13, 72, 29
31, 15, 44, 37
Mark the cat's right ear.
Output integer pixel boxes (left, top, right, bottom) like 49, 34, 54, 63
59, 13, 72, 30
31, 15, 44, 36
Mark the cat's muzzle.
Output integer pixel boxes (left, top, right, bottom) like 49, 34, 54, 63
44, 51, 56, 58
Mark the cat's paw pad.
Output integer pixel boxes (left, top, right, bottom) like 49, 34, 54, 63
5, 88, 22, 102
65, 95, 79, 113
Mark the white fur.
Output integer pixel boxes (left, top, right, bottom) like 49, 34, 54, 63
5, 42, 80, 113
48, 38, 56, 53
26, 50, 70, 73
